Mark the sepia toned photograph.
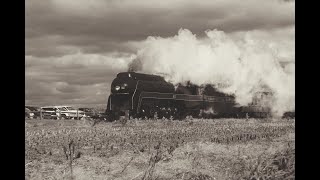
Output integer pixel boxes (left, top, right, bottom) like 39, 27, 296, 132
25, 0, 295, 179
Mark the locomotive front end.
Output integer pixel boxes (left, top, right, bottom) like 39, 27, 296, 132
106, 72, 136, 120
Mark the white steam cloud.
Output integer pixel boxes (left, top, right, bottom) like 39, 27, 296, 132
129, 29, 295, 116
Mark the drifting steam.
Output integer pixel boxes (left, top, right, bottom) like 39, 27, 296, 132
128, 29, 294, 116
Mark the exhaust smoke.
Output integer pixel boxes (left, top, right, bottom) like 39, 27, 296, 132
128, 29, 294, 116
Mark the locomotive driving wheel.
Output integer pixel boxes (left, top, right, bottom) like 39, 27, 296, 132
108, 112, 120, 122
177, 110, 187, 120
140, 106, 156, 119
191, 110, 200, 118
151, 108, 160, 119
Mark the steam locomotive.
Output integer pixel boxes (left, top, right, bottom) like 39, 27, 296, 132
105, 72, 273, 121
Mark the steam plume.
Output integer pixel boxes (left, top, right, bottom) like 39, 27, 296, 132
128, 29, 295, 116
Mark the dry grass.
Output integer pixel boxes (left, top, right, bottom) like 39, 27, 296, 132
25, 118, 294, 180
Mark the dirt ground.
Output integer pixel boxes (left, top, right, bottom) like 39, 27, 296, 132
25, 118, 295, 180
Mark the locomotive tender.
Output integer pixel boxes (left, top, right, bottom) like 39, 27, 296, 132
106, 72, 272, 121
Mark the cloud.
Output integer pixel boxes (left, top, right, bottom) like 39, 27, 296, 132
25, 0, 294, 107
25, 52, 133, 105
26, 0, 294, 57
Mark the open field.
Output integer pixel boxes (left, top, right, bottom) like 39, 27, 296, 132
25, 118, 295, 180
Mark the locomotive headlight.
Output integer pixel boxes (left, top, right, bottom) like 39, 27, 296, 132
121, 83, 128, 89
115, 86, 120, 91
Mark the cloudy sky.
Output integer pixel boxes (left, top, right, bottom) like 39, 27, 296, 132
25, 0, 295, 107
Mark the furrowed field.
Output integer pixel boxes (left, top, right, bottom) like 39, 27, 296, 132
25, 118, 295, 180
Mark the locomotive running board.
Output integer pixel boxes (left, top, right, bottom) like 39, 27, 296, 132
135, 91, 236, 113
136, 92, 175, 112
136, 92, 204, 112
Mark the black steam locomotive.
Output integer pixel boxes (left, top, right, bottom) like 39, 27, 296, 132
106, 72, 273, 121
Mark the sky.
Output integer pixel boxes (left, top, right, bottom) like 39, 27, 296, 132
25, 0, 295, 108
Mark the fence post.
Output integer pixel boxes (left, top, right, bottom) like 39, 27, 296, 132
125, 110, 130, 120
77, 109, 79, 120
40, 109, 43, 120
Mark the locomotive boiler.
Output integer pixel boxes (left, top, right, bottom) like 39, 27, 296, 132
105, 72, 249, 121
106, 72, 174, 120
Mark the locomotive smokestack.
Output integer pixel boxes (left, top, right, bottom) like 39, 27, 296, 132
127, 58, 142, 72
